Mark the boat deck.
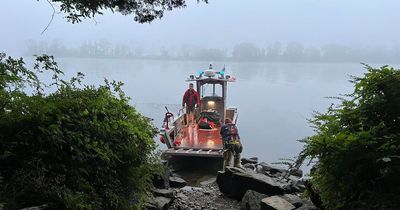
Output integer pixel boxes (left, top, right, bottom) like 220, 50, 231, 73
163, 124, 224, 158
174, 124, 223, 149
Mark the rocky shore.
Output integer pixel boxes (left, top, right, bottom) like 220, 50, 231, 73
146, 157, 318, 210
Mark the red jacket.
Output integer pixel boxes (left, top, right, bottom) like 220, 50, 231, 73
182, 89, 200, 107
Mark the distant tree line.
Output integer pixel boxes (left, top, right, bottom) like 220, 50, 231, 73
26, 40, 144, 59
26, 40, 400, 63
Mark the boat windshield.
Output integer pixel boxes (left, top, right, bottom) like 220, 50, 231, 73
200, 83, 222, 98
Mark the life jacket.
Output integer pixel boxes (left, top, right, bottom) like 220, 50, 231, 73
200, 117, 208, 123
199, 117, 215, 129
221, 123, 240, 142
227, 123, 239, 140
209, 121, 215, 128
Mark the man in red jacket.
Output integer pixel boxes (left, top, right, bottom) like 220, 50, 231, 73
182, 83, 200, 126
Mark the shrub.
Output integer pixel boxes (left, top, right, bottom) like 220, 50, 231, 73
0, 53, 160, 209
302, 64, 400, 209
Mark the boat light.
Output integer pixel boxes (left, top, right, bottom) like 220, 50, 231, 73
207, 101, 215, 108
198, 70, 204, 78
207, 140, 215, 147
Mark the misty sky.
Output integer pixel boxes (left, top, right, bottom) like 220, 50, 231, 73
2, 0, 400, 56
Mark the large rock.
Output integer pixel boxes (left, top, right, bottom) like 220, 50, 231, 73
240, 190, 268, 210
260, 196, 295, 210
257, 162, 287, 176
153, 167, 171, 189
153, 188, 176, 198
294, 200, 318, 210
243, 163, 256, 170
217, 167, 287, 200
241, 157, 258, 165
281, 194, 304, 208
289, 168, 303, 178
287, 178, 306, 193
145, 196, 172, 210
278, 194, 317, 210
169, 176, 186, 188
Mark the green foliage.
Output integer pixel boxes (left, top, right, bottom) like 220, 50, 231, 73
47, 0, 208, 24
302, 64, 400, 209
0, 53, 160, 209
272, 158, 296, 169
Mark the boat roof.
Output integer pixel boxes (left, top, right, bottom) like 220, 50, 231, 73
185, 67, 236, 84
186, 77, 233, 83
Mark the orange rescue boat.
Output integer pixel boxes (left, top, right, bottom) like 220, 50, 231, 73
160, 66, 237, 158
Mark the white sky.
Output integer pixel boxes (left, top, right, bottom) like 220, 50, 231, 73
1, 0, 400, 56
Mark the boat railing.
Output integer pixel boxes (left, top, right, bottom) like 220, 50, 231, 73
173, 114, 185, 141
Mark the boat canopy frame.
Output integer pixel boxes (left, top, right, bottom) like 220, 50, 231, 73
186, 77, 230, 124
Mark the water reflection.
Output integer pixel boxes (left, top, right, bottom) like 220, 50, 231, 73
25, 57, 374, 165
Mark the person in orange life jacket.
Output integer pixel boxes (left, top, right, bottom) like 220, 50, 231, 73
182, 83, 200, 126
220, 118, 243, 170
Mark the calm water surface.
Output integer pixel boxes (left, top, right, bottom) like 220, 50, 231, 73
34, 58, 383, 165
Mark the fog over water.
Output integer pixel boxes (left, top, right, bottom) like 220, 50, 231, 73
25, 57, 398, 164
2, 0, 400, 56
3, 0, 400, 163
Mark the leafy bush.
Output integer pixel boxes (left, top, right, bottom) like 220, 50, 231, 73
0, 53, 160, 209
302, 64, 400, 209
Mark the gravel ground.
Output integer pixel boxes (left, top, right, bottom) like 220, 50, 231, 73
168, 182, 240, 210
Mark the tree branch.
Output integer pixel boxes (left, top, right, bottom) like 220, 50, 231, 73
41, 0, 55, 35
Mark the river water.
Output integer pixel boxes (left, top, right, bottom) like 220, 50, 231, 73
36, 58, 379, 167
